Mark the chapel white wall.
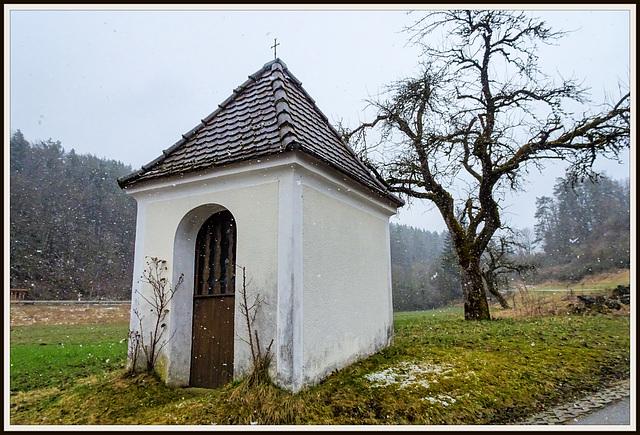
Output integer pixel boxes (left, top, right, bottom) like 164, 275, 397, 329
125, 154, 398, 392
127, 174, 280, 386
300, 182, 395, 387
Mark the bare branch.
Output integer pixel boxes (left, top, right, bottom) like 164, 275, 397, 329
348, 9, 629, 321
130, 256, 183, 372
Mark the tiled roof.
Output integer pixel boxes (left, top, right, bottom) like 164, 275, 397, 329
118, 59, 403, 206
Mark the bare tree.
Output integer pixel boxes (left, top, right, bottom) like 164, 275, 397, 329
515, 227, 537, 257
342, 10, 629, 320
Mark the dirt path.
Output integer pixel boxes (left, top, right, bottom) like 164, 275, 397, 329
9, 303, 131, 326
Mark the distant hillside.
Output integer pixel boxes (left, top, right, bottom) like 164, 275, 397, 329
11, 130, 627, 305
8, 129, 458, 304
9, 130, 137, 300
533, 175, 630, 282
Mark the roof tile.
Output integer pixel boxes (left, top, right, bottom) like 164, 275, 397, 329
118, 59, 402, 206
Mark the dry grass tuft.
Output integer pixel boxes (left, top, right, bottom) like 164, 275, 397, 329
491, 269, 630, 319
10, 387, 61, 412
225, 382, 303, 424
492, 288, 630, 319
530, 269, 630, 292
10, 303, 131, 326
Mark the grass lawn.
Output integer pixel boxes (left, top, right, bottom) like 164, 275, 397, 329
9, 305, 630, 426
9, 323, 129, 392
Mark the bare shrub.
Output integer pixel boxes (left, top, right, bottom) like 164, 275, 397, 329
237, 265, 273, 385
129, 257, 183, 373
500, 286, 560, 318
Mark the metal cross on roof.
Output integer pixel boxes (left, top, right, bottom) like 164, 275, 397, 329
271, 38, 280, 60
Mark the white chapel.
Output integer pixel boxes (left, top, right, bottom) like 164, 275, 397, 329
118, 58, 404, 392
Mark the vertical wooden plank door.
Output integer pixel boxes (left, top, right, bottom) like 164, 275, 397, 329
190, 210, 236, 389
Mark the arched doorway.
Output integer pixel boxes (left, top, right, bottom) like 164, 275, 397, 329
190, 209, 236, 388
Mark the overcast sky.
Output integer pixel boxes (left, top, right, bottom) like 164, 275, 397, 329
6, 5, 633, 233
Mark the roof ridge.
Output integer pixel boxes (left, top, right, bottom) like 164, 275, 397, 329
269, 61, 300, 151
268, 63, 392, 195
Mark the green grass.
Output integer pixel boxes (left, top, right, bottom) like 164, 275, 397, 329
9, 311, 630, 425
393, 306, 462, 325
10, 323, 129, 392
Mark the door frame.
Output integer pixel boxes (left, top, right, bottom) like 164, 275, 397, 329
189, 209, 237, 388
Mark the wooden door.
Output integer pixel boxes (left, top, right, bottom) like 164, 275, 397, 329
190, 210, 236, 388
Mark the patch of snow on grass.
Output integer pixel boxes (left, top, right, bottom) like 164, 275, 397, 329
363, 362, 455, 389
421, 394, 457, 406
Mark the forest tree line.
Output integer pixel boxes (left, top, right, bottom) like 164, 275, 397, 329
9, 131, 630, 307
391, 175, 630, 311
389, 225, 463, 311
10, 130, 136, 300
534, 176, 630, 281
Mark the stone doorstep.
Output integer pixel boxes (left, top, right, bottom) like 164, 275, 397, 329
514, 379, 630, 425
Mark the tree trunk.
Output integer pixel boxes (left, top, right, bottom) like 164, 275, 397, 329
460, 264, 491, 320
484, 274, 510, 309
